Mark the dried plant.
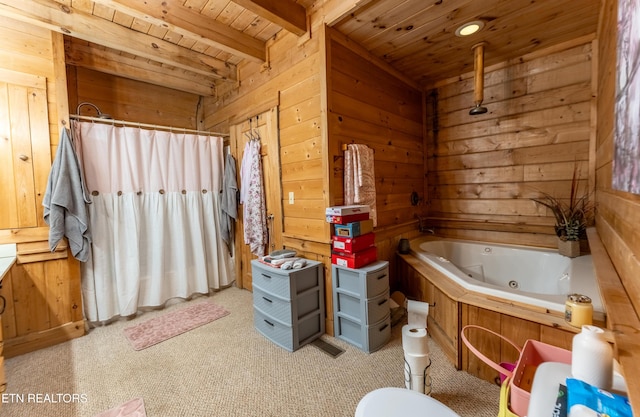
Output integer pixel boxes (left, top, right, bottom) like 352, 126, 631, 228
531, 164, 596, 241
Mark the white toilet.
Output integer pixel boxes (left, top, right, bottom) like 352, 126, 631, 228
355, 387, 461, 417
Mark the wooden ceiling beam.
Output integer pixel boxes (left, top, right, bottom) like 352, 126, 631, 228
0, 0, 237, 81
91, 0, 266, 62
233, 0, 307, 36
313, 0, 377, 27
64, 39, 218, 97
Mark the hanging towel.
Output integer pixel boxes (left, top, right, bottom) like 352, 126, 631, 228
43, 127, 92, 262
344, 144, 377, 226
220, 152, 238, 250
240, 140, 267, 256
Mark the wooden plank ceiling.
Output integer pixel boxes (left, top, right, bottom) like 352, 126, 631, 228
0, 0, 601, 96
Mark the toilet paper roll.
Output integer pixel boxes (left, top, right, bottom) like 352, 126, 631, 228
402, 325, 429, 355
404, 351, 431, 375
405, 372, 425, 393
407, 300, 429, 328
405, 372, 432, 395
404, 352, 432, 395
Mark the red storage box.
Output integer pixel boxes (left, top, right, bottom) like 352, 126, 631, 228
331, 233, 375, 254
331, 246, 377, 269
326, 212, 369, 225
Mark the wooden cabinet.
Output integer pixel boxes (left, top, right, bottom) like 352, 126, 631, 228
0, 316, 5, 410
251, 259, 325, 352
332, 261, 391, 353
0, 239, 84, 358
0, 243, 15, 406
396, 254, 461, 365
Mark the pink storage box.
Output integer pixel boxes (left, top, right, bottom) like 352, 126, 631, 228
510, 340, 571, 416
461, 325, 572, 417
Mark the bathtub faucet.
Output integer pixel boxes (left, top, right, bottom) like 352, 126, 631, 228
415, 214, 435, 234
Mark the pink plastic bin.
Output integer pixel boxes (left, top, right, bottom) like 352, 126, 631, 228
509, 340, 572, 417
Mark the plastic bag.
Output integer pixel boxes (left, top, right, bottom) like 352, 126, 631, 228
566, 378, 632, 417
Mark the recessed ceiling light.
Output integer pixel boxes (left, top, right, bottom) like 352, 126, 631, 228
455, 20, 485, 37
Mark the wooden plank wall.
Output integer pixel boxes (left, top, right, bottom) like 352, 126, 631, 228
428, 38, 596, 248
204, 20, 426, 330
595, 0, 640, 323
593, 0, 640, 412
66, 66, 202, 129
0, 16, 60, 151
325, 26, 426, 284
0, 16, 85, 356
204, 18, 325, 247
203, 16, 334, 328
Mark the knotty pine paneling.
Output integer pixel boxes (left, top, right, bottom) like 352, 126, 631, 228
593, 1, 640, 412
326, 26, 426, 278
428, 40, 595, 246
68, 66, 201, 129
0, 17, 84, 356
596, 0, 640, 314
205, 20, 325, 244
0, 16, 61, 148
326, 28, 425, 230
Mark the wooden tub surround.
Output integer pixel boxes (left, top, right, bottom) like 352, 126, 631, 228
396, 238, 609, 385
397, 229, 640, 415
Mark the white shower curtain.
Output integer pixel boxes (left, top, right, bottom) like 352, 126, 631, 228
73, 121, 233, 322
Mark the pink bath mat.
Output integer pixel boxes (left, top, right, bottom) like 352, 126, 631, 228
123, 301, 230, 351
93, 397, 146, 417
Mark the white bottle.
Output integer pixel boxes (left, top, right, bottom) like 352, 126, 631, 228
571, 325, 613, 390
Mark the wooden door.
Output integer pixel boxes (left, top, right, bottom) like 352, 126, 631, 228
0, 69, 51, 229
230, 107, 283, 290
0, 68, 84, 357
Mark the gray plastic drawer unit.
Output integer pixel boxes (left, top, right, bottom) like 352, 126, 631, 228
254, 308, 323, 352
332, 261, 390, 353
253, 286, 321, 326
333, 261, 389, 299
251, 260, 325, 352
252, 262, 320, 300
335, 313, 391, 353
335, 290, 390, 325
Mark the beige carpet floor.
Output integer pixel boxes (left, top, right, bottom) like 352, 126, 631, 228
2, 286, 500, 417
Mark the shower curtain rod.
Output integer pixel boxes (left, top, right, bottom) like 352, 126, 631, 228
69, 114, 230, 137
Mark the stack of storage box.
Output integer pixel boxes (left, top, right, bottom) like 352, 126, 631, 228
326, 205, 377, 269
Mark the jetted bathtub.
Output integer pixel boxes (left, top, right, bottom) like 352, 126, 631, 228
409, 237, 603, 314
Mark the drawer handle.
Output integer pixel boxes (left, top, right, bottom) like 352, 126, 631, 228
377, 274, 387, 280
262, 296, 273, 303
379, 323, 389, 332
378, 298, 387, 306
264, 319, 274, 327
261, 273, 272, 279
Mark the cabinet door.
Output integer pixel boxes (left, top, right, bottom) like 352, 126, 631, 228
0, 69, 51, 229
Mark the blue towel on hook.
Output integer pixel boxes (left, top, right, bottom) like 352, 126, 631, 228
43, 127, 92, 262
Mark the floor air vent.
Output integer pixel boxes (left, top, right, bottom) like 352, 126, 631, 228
311, 338, 345, 358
